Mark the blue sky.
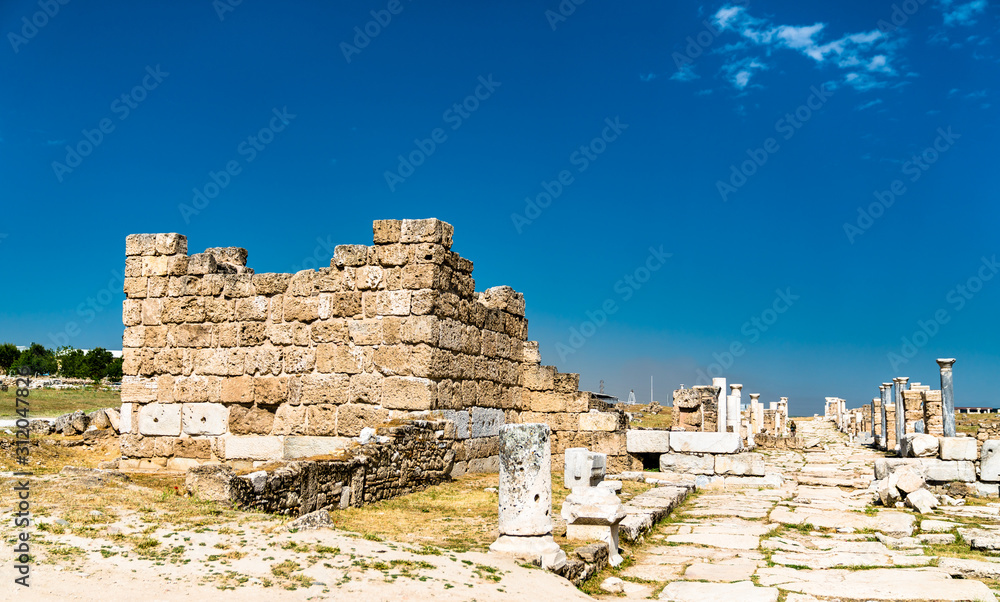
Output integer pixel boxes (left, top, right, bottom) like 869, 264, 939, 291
1, 0, 997, 415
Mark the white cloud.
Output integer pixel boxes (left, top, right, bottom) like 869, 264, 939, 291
721, 57, 767, 90
856, 98, 884, 111
670, 65, 699, 82
939, 0, 987, 26
640, 72, 658, 82
709, 4, 902, 91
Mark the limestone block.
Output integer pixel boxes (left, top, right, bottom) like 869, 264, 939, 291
659, 452, 715, 475
905, 488, 938, 514
521, 364, 555, 391
283, 436, 352, 459
300, 373, 349, 405
877, 479, 901, 507
497, 423, 553, 537
939, 437, 978, 462
185, 465, 234, 502
579, 411, 620, 432
376, 290, 411, 316
626, 430, 670, 453
981, 440, 1000, 482
921, 459, 976, 483
438, 410, 470, 439
471, 407, 504, 438
187, 253, 217, 275
715, 453, 765, 477
901, 433, 939, 458
336, 404, 389, 437
223, 435, 283, 460
561, 486, 626, 566
125, 233, 156, 256
669, 432, 741, 454
382, 376, 435, 410
120, 403, 133, 434
373, 219, 402, 243
182, 403, 228, 436
564, 448, 606, 489
488, 534, 565, 570
228, 405, 275, 435
894, 467, 925, 494
333, 244, 368, 267
252, 273, 291, 294
137, 403, 181, 436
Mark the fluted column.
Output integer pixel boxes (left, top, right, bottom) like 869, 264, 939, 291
937, 358, 956, 437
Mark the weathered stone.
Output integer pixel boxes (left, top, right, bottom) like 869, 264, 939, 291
902, 433, 939, 458
496, 424, 552, 537
283, 436, 352, 459
939, 436, 977, 461
659, 453, 715, 475
137, 404, 181, 436
981, 440, 1000, 482
894, 467, 925, 494
659, 580, 778, 602
905, 488, 938, 514
669, 432, 740, 454
223, 435, 283, 460
564, 448, 606, 489
181, 403, 228, 436
471, 407, 504, 438
185, 465, 234, 502
714, 453, 765, 477
626, 429, 670, 453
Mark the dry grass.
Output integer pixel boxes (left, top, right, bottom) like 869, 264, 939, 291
956, 412, 1000, 435
0, 387, 120, 418
624, 403, 673, 430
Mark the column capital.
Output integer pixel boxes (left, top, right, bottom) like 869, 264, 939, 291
893, 377, 909, 384
749, 393, 760, 400
730, 384, 743, 391
881, 383, 892, 389
936, 358, 957, 369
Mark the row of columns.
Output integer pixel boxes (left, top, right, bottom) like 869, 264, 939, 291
870, 358, 956, 452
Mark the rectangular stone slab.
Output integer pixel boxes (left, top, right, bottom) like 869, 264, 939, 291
669, 432, 741, 454
626, 429, 670, 453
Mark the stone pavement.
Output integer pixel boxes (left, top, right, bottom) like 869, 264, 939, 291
612, 419, 1000, 601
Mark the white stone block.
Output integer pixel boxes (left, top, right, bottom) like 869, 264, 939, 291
901, 433, 939, 458
714, 453, 765, 476
283, 436, 352, 459
224, 435, 284, 460
921, 459, 976, 483
470, 407, 504, 438
137, 403, 181, 436
182, 403, 228, 436
939, 437, 978, 461
905, 488, 938, 514
120, 403, 133, 434
659, 453, 715, 475
669, 431, 740, 454
564, 448, 606, 489
981, 440, 1000, 482
626, 429, 669, 453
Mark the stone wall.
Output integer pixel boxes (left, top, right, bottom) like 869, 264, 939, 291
118, 219, 628, 473
229, 419, 454, 515
903, 390, 924, 434
922, 390, 944, 436
885, 403, 897, 450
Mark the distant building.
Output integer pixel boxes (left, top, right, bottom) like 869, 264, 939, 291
591, 392, 620, 405
956, 407, 999, 414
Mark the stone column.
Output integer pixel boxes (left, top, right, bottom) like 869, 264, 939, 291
713, 377, 727, 434
749, 393, 761, 434
728, 384, 742, 433
879, 383, 891, 450
938, 358, 957, 438
490, 424, 566, 568
893, 377, 909, 453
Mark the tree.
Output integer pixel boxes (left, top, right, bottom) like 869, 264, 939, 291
106, 357, 123, 381
11, 343, 58, 375
58, 348, 88, 378
0, 343, 18, 372
84, 348, 114, 380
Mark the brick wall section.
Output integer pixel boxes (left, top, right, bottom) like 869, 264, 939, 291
118, 219, 629, 472
922, 390, 944, 436
671, 387, 719, 432
903, 390, 924, 434
885, 404, 897, 450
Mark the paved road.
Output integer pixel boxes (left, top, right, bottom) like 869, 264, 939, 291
612, 419, 999, 601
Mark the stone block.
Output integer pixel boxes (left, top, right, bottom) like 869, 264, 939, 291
223, 435, 283, 460
901, 433, 939, 458
497, 423, 552, 537
187, 253, 217, 275
120, 403, 133, 434
921, 459, 976, 483
981, 440, 1000, 482
669, 431, 740, 454
626, 430, 670, 453
373, 219, 402, 243
182, 403, 228, 436
579, 411, 620, 432
125, 233, 156, 256
438, 410, 470, 439
714, 453, 765, 477
939, 437, 978, 461
905, 488, 938, 514
283, 436, 352, 459
185, 465, 234, 502
137, 403, 181, 436
894, 467, 925, 494
382, 376, 435, 410
659, 452, 715, 475
471, 407, 504, 438
564, 448, 606, 489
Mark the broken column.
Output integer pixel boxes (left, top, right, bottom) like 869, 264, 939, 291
749, 393, 760, 434
490, 424, 566, 568
879, 383, 891, 450
893, 377, 909, 451
561, 449, 625, 566
713, 377, 727, 433
727, 384, 742, 433
938, 358, 957, 438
